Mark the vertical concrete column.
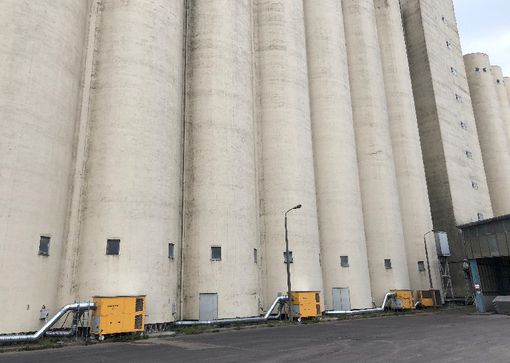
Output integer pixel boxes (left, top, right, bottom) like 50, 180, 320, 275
255, 0, 323, 306
0, 0, 89, 333
304, 0, 372, 310
76, 0, 185, 324
492, 67, 510, 152
182, 0, 260, 320
464, 54, 510, 216
342, 0, 410, 303
505, 76, 510, 144
374, 0, 441, 292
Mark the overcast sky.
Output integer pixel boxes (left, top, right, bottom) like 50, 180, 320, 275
454, 0, 510, 74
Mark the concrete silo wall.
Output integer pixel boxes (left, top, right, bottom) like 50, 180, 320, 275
342, 0, 410, 304
464, 54, 510, 216
255, 0, 324, 306
492, 67, 510, 157
182, 0, 261, 320
374, 0, 440, 292
75, 0, 185, 324
0, 0, 90, 334
303, 0, 373, 310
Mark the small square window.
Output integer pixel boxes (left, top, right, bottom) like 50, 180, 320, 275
283, 251, 293, 264
477, 213, 484, 221
253, 248, 258, 264
106, 239, 120, 255
38, 236, 50, 256
417, 261, 426, 272
483, 67, 488, 72
446, 40, 452, 49
384, 259, 392, 269
465, 150, 473, 159
460, 121, 468, 130
211, 246, 222, 261
496, 79, 502, 85
168, 243, 175, 259
475, 67, 481, 72
340, 255, 349, 267
450, 67, 457, 75
455, 94, 462, 103
472, 181, 479, 190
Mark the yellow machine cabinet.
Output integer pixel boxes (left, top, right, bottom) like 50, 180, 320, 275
91, 296, 146, 336
416, 289, 441, 308
390, 290, 415, 310
290, 291, 321, 319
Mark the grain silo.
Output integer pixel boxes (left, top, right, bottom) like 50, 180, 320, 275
303, 0, 372, 310
464, 54, 510, 216
342, 0, 410, 303
75, 0, 185, 325
492, 67, 510, 153
182, 0, 261, 320
255, 0, 324, 308
374, 0, 440, 292
0, 0, 89, 334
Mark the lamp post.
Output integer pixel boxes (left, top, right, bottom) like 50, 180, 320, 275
285, 204, 302, 321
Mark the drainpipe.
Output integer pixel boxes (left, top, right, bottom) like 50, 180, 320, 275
324, 292, 396, 315
175, 296, 287, 326
0, 302, 95, 344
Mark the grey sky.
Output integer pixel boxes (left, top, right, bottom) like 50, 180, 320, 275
454, 0, 510, 74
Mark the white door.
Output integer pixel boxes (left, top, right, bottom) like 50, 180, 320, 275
332, 288, 351, 311
199, 293, 218, 321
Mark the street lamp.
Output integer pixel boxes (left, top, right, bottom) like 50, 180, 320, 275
285, 204, 302, 321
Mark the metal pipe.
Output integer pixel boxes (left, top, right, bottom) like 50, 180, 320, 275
175, 296, 287, 326
324, 292, 395, 315
0, 302, 95, 343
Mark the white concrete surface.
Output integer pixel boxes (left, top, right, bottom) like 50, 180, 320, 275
75, 0, 185, 325
0, 0, 90, 334
342, 0, 410, 304
304, 0, 372, 310
182, 0, 261, 320
255, 0, 324, 308
374, 0, 441, 293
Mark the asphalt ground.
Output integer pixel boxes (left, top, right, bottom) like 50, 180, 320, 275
1, 308, 509, 363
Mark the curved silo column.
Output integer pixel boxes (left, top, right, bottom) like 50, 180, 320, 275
505, 76, 510, 145
255, 0, 324, 307
182, 0, 261, 320
465, 54, 510, 216
304, 0, 372, 310
76, 1, 185, 324
374, 0, 441, 292
464, 53, 510, 216
342, 0, 410, 304
492, 67, 510, 154
0, 0, 89, 334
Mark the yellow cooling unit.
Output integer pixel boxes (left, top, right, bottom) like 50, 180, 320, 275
290, 291, 322, 319
91, 295, 146, 336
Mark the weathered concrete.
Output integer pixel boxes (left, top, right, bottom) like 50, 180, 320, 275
375, 0, 441, 293
464, 55, 510, 216
183, 0, 260, 320
343, 0, 410, 304
304, 0, 372, 310
0, 0, 90, 334
255, 0, 324, 307
401, 0, 493, 297
75, 0, 185, 324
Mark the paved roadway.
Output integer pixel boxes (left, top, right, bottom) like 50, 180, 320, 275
1, 309, 509, 363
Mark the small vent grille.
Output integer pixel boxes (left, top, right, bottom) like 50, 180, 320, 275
135, 298, 144, 312
134, 315, 143, 330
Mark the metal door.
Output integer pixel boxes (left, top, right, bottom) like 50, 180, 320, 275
332, 288, 351, 311
199, 293, 218, 321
